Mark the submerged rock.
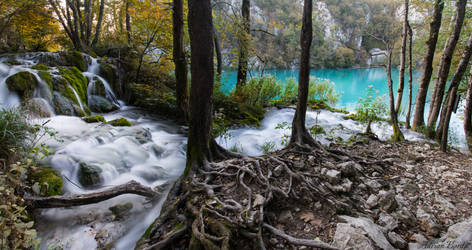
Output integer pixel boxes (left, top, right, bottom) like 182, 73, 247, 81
24, 98, 54, 117
88, 95, 119, 113
109, 202, 133, 220
78, 162, 103, 187
82, 115, 105, 123
6, 71, 38, 99
108, 117, 132, 127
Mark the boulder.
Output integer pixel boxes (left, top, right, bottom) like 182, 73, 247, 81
24, 98, 54, 118
6, 71, 38, 99
416, 207, 441, 237
88, 95, 119, 113
332, 223, 374, 250
107, 117, 132, 127
82, 115, 106, 123
378, 212, 398, 231
53, 92, 76, 116
339, 215, 395, 250
388, 232, 407, 249
378, 190, 398, 213
78, 162, 103, 187
109, 202, 133, 220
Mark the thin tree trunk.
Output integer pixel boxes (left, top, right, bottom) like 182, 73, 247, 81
395, 0, 409, 114
386, 48, 404, 141
173, 0, 189, 122
91, 0, 105, 47
464, 68, 472, 152
290, 0, 317, 147
214, 28, 223, 79
427, 0, 467, 130
412, 0, 444, 130
406, 23, 413, 129
67, 0, 83, 50
85, 0, 92, 45
236, 0, 250, 88
436, 32, 472, 146
126, 0, 132, 43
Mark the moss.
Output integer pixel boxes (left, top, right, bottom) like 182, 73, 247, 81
99, 63, 116, 88
58, 66, 88, 106
343, 113, 360, 121
89, 51, 98, 58
66, 51, 87, 71
82, 115, 105, 123
28, 167, 63, 196
38, 70, 53, 91
107, 118, 132, 126
31, 64, 49, 71
5, 71, 38, 99
3, 59, 21, 65
416, 125, 436, 139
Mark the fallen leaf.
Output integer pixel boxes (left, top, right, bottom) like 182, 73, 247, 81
300, 212, 315, 223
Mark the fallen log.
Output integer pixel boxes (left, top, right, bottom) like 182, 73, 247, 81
25, 180, 165, 209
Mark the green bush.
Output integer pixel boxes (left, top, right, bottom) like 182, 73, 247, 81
232, 75, 281, 107
308, 78, 339, 106
354, 85, 388, 133
0, 109, 33, 162
276, 77, 298, 105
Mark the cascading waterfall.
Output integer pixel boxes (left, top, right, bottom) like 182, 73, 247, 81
85, 57, 121, 108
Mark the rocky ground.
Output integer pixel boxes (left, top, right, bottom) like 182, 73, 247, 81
151, 133, 472, 250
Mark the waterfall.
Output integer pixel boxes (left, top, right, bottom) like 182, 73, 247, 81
70, 85, 85, 111
85, 57, 121, 108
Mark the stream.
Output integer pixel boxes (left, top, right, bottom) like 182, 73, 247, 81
0, 53, 465, 249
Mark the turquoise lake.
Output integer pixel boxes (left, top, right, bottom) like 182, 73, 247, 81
221, 68, 423, 113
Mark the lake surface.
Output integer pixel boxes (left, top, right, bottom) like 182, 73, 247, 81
221, 68, 423, 112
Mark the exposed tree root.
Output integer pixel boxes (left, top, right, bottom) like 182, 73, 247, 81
136, 143, 366, 249
25, 180, 165, 209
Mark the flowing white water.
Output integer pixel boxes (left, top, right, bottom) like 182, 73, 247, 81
37, 108, 187, 249
69, 85, 85, 111
85, 57, 120, 107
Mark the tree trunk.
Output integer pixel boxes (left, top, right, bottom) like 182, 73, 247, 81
412, 0, 444, 130
386, 48, 404, 141
436, 32, 472, 146
173, 0, 189, 122
427, 0, 467, 130
395, 0, 409, 114
464, 68, 472, 152
25, 180, 162, 209
236, 0, 250, 88
85, 0, 92, 45
214, 28, 223, 79
405, 23, 413, 129
91, 0, 105, 47
126, 0, 131, 43
290, 0, 317, 147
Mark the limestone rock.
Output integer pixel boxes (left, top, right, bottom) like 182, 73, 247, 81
378, 190, 398, 213
332, 223, 374, 250
78, 162, 103, 187
388, 231, 407, 249
378, 212, 398, 231
339, 215, 395, 250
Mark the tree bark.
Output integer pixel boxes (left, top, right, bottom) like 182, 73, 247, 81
91, 0, 105, 47
214, 28, 223, 79
173, 0, 189, 122
395, 0, 409, 114
386, 48, 404, 142
427, 0, 467, 130
236, 0, 250, 88
25, 181, 161, 209
290, 0, 317, 147
126, 0, 132, 43
406, 23, 413, 129
436, 32, 472, 148
464, 68, 472, 152
412, 0, 444, 130
85, 0, 92, 45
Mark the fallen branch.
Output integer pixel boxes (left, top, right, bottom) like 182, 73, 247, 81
25, 180, 163, 209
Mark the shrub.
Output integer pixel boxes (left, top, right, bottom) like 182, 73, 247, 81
276, 77, 298, 105
354, 85, 388, 133
232, 75, 281, 107
308, 77, 339, 106
0, 109, 33, 162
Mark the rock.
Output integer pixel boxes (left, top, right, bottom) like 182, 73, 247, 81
378, 190, 398, 213
109, 202, 133, 220
388, 231, 407, 248
435, 194, 458, 217
417, 207, 440, 236
410, 233, 427, 243
365, 194, 379, 209
333, 223, 374, 250
107, 117, 132, 127
131, 165, 168, 182
325, 169, 341, 184
393, 207, 416, 227
82, 115, 106, 123
6, 71, 38, 99
337, 161, 362, 177
88, 95, 119, 113
52, 92, 75, 115
24, 98, 54, 117
378, 212, 398, 231
279, 210, 293, 224
364, 179, 382, 191
443, 217, 472, 239
150, 144, 165, 157
78, 162, 103, 187
338, 216, 395, 250
273, 165, 283, 177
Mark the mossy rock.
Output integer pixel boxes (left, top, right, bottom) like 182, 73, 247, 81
107, 117, 132, 127
90, 77, 106, 97
31, 64, 49, 71
3, 59, 21, 65
5, 71, 38, 99
88, 95, 119, 113
78, 162, 103, 187
28, 167, 63, 196
82, 115, 106, 123
38, 70, 53, 91
98, 63, 116, 89
57, 66, 88, 107
65, 51, 87, 71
